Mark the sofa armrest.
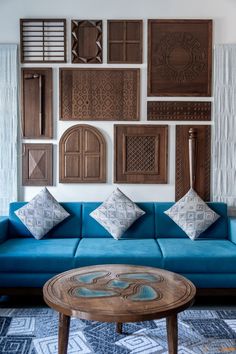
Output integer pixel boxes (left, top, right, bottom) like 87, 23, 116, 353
0, 217, 9, 244
228, 217, 236, 244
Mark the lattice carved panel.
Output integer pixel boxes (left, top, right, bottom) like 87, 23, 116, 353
60, 68, 140, 120
22, 144, 53, 186
114, 125, 168, 183
147, 101, 211, 121
59, 124, 106, 183
148, 20, 212, 96
71, 20, 102, 63
176, 125, 211, 201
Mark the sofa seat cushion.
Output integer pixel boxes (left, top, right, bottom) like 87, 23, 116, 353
74, 238, 163, 267
0, 238, 80, 273
158, 238, 236, 273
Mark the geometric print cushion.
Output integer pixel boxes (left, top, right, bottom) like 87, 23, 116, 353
90, 188, 145, 240
14, 187, 70, 240
164, 188, 220, 240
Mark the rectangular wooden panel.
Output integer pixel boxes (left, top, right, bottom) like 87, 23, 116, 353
22, 144, 53, 186
60, 68, 140, 120
147, 101, 211, 121
20, 19, 66, 63
175, 125, 211, 201
108, 20, 142, 63
148, 20, 212, 96
71, 20, 102, 63
21, 68, 53, 138
114, 125, 168, 183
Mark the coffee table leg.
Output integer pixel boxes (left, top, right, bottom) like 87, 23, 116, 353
166, 314, 177, 354
116, 322, 123, 334
58, 313, 70, 354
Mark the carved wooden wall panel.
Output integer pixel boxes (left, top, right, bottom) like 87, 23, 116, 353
71, 20, 102, 63
21, 68, 53, 138
20, 19, 66, 63
60, 68, 140, 120
114, 125, 168, 183
147, 101, 211, 121
22, 144, 53, 186
108, 20, 142, 63
59, 124, 106, 183
175, 125, 211, 201
148, 20, 212, 96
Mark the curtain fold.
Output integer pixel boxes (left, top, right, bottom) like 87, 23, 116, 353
212, 44, 236, 215
0, 44, 18, 215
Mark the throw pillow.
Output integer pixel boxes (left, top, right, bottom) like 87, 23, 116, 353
15, 187, 70, 240
90, 188, 145, 240
164, 188, 220, 240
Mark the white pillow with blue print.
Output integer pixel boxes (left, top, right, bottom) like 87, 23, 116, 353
164, 188, 220, 240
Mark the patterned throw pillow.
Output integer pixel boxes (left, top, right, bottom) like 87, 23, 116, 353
164, 188, 220, 240
15, 187, 70, 240
90, 188, 145, 240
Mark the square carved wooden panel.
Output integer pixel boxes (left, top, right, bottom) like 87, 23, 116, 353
21, 68, 53, 138
176, 125, 211, 201
147, 101, 211, 121
108, 20, 143, 63
71, 20, 102, 63
22, 144, 53, 186
148, 20, 212, 96
60, 68, 140, 120
114, 125, 168, 183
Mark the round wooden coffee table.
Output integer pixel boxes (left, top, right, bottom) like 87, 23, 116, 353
43, 264, 196, 354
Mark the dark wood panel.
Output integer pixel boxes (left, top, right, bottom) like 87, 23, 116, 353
114, 125, 168, 183
108, 20, 142, 63
71, 20, 102, 63
60, 68, 140, 120
148, 20, 212, 96
21, 68, 53, 138
147, 101, 211, 121
20, 19, 66, 63
175, 125, 211, 201
22, 143, 53, 186
59, 124, 106, 183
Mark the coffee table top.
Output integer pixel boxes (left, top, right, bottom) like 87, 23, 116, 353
43, 264, 196, 322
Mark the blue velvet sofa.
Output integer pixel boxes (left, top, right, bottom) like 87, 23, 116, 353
0, 201, 236, 294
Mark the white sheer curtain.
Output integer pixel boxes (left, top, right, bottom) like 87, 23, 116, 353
212, 44, 236, 215
0, 44, 18, 215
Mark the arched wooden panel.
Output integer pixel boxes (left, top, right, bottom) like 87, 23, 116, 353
59, 124, 106, 183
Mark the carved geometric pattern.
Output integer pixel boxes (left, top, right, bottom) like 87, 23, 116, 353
60, 68, 140, 120
147, 101, 211, 121
114, 125, 168, 183
59, 124, 106, 183
22, 144, 53, 186
108, 20, 143, 63
148, 20, 212, 96
126, 136, 156, 172
71, 20, 102, 63
175, 125, 211, 201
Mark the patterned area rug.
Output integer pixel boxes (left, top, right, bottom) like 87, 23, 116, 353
0, 308, 236, 354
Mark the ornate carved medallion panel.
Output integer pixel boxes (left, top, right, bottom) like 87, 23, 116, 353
22, 143, 53, 186
71, 20, 102, 63
114, 125, 168, 183
147, 101, 211, 121
148, 20, 212, 96
59, 124, 106, 183
60, 68, 140, 120
175, 125, 211, 201
108, 20, 143, 63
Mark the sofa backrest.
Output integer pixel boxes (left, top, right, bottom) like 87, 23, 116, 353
9, 202, 82, 239
154, 202, 228, 239
81, 202, 155, 238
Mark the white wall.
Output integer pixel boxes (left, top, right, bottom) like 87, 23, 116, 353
0, 0, 235, 202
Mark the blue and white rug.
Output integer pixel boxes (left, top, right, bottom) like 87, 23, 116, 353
0, 308, 236, 353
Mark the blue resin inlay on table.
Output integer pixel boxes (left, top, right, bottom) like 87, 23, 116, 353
129, 285, 158, 301
74, 271, 108, 284
107, 279, 130, 289
74, 287, 116, 298
120, 273, 159, 282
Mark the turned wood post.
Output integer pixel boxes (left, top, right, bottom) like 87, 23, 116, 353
188, 128, 198, 189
